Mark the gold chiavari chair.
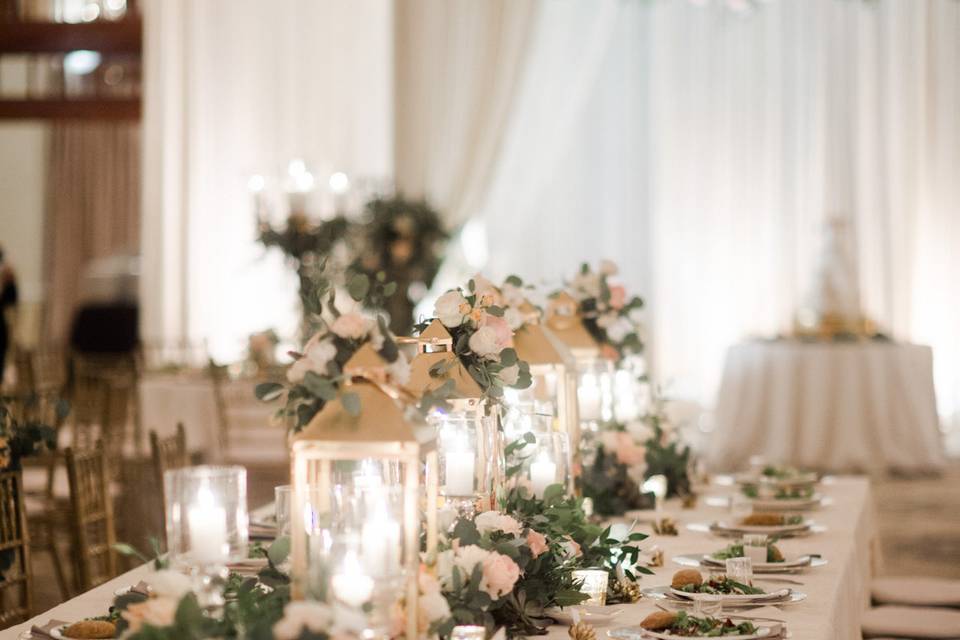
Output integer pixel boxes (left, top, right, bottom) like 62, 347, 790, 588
64, 444, 118, 593
149, 423, 188, 491
0, 470, 33, 627
149, 422, 188, 548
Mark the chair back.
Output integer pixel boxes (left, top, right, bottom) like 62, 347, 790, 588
149, 423, 188, 549
0, 471, 33, 626
65, 445, 117, 592
150, 423, 188, 493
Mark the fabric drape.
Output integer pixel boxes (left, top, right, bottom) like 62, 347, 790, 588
44, 122, 140, 343
141, 0, 393, 361
393, 0, 537, 229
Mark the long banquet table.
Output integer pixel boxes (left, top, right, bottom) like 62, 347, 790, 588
2, 477, 880, 640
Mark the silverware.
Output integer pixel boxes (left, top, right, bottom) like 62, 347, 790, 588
756, 577, 804, 586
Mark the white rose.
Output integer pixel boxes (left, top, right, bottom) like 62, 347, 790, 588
330, 312, 371, 340
504, 307, 525, 331
571, 272, 601, 299
436, 549, 456, 587
596, 312, 618, 329
474, 511, 522, 536
454, 544, 491, 577
501, 283, 526, 308
147, 570, 192, 600
273, 602, 333, 640
606, 317, 634, 343
499, 364, 520, 386
387, 352, 411, 385
628, 307, 644, 325
600, 259, 619, 276
305, 340, 337, 370
435, 290, 469, 328
286, 357, 311, 384
468, 326, 501, 359
419, 591, 451, 623
625, 419, 655, 443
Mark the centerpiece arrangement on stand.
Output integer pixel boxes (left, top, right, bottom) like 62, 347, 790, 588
253, 163, 448, 336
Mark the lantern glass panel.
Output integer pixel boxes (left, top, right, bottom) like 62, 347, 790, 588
430, 413, 499, 512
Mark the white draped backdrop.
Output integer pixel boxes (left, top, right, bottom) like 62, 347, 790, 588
141, 0, 960, 434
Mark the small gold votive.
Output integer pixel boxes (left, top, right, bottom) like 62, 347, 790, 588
572, 568, 609, 606
451, 626, 486, 640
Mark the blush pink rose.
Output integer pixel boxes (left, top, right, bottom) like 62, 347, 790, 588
609, 285, 627, 310
560, 536, 582, 559
330, 313, 370, 340
614, 432, 646, 466
481, 552, 521, 598
481, 314, 514, 351
526, 530, 548, 558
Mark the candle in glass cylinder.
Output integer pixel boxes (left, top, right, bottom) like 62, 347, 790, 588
331, 550, 375, 607
361, 499, 400, 577
444, 434, 475, 497
188, 487, 228, 564
578, 373, 602, 421
529, 454, 557, 498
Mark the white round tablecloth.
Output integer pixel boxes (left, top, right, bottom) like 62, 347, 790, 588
707, 340, 945, 474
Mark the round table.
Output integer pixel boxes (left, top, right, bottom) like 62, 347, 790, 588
706, 340, 945, 474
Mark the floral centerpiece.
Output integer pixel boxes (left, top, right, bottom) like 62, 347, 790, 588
581, 387, 693, 515
255, 271, 409, 432
428, 485, 650, 637
565, 261, 644, 364
352, 195, 449, 335
416, 277, 533, 401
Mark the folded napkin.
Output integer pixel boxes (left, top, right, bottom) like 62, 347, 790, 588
131, 580, 151, 596
30, 619, 70, 639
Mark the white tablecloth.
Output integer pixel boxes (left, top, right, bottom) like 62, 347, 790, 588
3, 478, 880, 640
707, 341, 945, 474
140, 373, 285, 463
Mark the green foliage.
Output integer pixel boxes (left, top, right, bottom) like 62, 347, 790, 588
0, 394, 60, 471
581, 445, 655, 517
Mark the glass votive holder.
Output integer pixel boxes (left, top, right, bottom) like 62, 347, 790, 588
572, 568, 609, 606
642, 474, 668, 511
725, 557, 753, 586
163, 465, 248, 606
742, 534, 768, 564
693, 593, 723, 617
451, 625, 487, 640
529, 430, 572, 498
275, 484, 292, 535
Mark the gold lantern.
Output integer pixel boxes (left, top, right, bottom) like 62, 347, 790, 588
405, 319, 501, 512
507, 301, 581, 488
290, 344, 438, 640
545, 291, 615, 433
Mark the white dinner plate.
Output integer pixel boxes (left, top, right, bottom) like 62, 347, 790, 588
670, 587, 791, 603
673, 553, 827, 573
748, 494, 823, 511
711, 519, 813, 536
545, 605, 624, 625
641, 585, 807, 607
609, 622, 779, 640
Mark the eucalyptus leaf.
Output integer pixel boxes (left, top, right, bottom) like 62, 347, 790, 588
341, 391, 361, 416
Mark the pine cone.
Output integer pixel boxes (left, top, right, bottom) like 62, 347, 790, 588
569, 621, 597, 640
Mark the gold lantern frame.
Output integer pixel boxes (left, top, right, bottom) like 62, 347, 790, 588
511, 300, 581, 493
289, 345, 438, 640
403, 320, 501, 510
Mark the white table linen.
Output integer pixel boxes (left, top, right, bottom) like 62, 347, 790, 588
3, 478, 879, 640
707, 341, 945, 473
